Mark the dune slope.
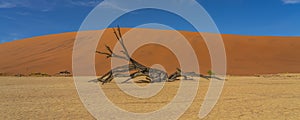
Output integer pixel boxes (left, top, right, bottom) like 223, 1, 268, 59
0, 28, 299, 75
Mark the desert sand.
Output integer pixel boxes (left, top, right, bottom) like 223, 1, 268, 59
0, 75, 299, 119
1, 28, 300, 119
0, 28, 300, 76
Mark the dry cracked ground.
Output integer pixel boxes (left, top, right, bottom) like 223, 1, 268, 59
0, 74, 300, 119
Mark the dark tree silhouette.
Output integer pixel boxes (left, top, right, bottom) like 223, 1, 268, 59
96, 26, 214, 85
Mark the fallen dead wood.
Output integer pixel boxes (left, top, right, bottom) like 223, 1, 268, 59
96, 26, 217, 85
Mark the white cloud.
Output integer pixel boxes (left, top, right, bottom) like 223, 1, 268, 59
282, 0, 300, 4
0, 0, 130, 12
0, 0, 30, 8
0, 1, 27, 9
16, 12, 31, 16
69, 0, 102, 7
69, 0, 128, 12
99, 1, 128, 12
1, 15, 16, 20
0, 0, 103, 10
0, 2, 16, 8
0, 33, 22, 43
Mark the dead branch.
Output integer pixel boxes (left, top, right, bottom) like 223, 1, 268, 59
96, 26, 220, 84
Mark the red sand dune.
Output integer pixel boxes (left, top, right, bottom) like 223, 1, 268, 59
0, 28, 300, 76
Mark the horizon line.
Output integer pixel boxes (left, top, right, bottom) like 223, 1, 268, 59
1, 27, 300, 44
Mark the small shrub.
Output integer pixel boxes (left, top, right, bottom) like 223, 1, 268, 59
58, 70, 71, 76
207, 70, 216, 76
14, 74, 25, 77
29, 72, 51, 77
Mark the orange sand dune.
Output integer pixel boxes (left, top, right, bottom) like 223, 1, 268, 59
0, 28, 299, 75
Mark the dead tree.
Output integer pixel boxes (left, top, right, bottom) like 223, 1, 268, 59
96, 26, 213, 85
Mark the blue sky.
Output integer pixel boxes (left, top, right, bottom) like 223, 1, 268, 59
0, 0, 300, 43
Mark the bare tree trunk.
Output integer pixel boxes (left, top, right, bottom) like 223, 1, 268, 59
96, 26, 215, 85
